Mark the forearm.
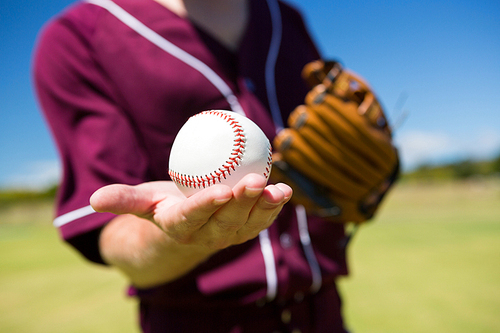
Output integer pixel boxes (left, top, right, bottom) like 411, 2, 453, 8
99, 214, 216, 288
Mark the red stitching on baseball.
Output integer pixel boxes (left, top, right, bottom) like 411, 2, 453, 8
169, 111, 273, 189
169, 110, 271, 190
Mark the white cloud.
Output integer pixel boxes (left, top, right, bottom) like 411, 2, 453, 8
2, 160, 61, 191
395, 129, 500, 170
467, 129, 500, 158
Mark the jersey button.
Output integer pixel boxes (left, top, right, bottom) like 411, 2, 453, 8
281, 309, 292, 324
294, 291, 305, 303
280, 233, 293, 249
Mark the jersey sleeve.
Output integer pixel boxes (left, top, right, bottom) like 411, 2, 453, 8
33, 6, 149, 263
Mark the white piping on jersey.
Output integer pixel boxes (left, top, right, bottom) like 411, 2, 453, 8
258, 228, 278, 301
263, 0, 322, 298
53, 205, 96, 227
85, 0, 245, 115
260, 0, 282, 302
296, 204, 322, 293
265, 0, 284, 131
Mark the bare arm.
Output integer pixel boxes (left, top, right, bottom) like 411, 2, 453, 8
91, 174, 292, 288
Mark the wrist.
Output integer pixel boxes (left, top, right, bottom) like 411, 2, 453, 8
99, 215, 216, 288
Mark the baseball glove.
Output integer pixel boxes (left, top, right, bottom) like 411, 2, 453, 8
271, 60, 399, 223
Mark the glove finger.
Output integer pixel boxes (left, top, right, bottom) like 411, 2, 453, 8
321, 92, 397, 165
289, 105, 387, 185
274, 129, 367, 200
357, 92, 392, 136
301, 60, 342, 88
306, 91, 398, 175
309, 68, 397, 169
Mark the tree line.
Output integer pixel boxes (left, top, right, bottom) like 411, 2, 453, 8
402, 153, 500, 182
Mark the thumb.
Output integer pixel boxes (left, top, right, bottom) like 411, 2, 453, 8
90, 183, 157, 217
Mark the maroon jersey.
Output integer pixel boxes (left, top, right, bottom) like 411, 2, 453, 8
33, 0, 349, 331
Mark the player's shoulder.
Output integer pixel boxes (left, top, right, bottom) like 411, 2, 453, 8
35, 1, 106, 50
33, 1, 110, 89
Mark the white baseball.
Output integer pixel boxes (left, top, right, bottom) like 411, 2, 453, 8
168, 110, 273, 197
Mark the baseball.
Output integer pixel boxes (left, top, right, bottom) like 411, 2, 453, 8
168, 110, 273, 197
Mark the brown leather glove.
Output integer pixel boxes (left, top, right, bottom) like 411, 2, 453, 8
271, 60, 399, 223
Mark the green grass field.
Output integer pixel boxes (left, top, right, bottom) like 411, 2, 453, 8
1, 179, 499, 332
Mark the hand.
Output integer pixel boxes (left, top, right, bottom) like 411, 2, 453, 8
90, 173, 292, 250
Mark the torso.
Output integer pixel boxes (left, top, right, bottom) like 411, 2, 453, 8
36, 0, 348, 306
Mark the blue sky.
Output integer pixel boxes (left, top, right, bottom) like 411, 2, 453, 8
1, 0, 499, 189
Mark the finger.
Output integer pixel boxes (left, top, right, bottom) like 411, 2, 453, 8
154, 184, 233, 242
211, 173, 268, 230
271, 183, 293, 204
237, 183, 292, 239
187, 174, 266, 248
